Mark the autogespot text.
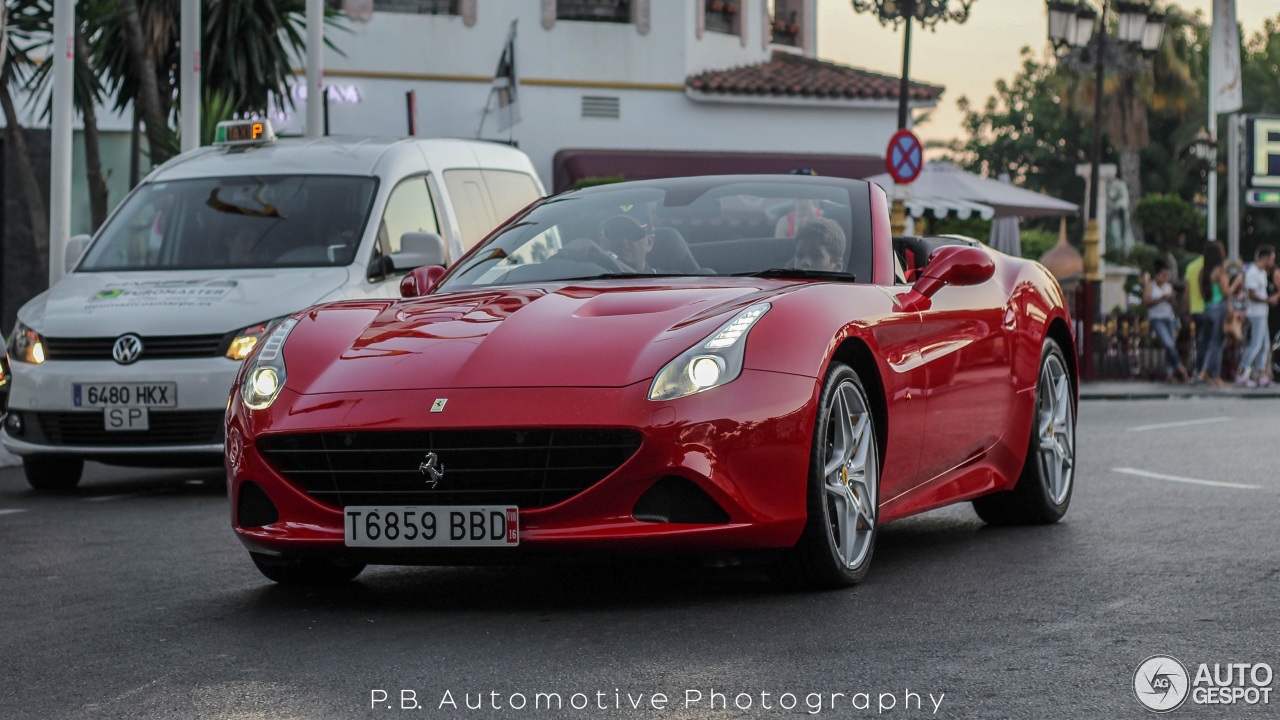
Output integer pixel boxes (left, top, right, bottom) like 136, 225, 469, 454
370, 688, 946, 714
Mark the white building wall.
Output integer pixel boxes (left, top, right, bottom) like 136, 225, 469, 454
282, 0, 907, 187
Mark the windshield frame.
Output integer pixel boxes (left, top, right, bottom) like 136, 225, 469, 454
74, 173, 381, 274
434, 175, 874, 293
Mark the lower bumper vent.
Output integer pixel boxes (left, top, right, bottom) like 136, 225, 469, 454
632, 476, 729, 524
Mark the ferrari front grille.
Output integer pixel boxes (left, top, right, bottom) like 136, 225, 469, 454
257, 429, 643, 509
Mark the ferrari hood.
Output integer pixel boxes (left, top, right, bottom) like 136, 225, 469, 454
22, 268, 350, 338
289, 281, 784, 392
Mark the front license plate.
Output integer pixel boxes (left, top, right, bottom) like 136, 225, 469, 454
104, 407, 148, 431
73, 382, 177, 408
344, 506, 519, 548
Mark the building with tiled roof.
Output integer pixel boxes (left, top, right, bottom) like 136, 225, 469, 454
687, 51, 945, 104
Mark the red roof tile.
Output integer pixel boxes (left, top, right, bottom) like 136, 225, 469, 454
686, 51, 944, 102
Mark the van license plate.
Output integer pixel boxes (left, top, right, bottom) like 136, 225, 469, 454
73, 383, 177, 408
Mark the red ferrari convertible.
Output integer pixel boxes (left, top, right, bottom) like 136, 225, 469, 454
227, 175, 1077, 588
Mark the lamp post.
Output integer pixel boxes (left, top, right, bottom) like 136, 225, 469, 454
1046, 0, 1165, 380
852, 1, 976, 236
851, 0, 976, 131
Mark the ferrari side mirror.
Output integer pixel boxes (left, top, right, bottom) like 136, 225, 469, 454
898, 245, 995, 312
400, 265, 447, 298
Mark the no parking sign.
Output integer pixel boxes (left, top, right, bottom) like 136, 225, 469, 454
886, 129, 924, 185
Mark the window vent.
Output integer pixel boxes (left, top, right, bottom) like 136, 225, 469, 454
582, 96, 621, 119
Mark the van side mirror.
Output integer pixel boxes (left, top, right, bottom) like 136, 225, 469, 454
400, 265, 447, 298
898, 245, 995, 312
391, 232, 446, 272
65, 234, 91, 273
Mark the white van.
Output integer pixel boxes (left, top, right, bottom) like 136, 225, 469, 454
2, 121, 544, 490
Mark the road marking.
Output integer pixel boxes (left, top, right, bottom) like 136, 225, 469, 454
1126, 416, 1232, 433
82, 493, 146, 503
1112, 467, 1262, 490
0, 508, 26, 516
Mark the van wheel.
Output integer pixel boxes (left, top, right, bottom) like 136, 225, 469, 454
23, 455, 84, 492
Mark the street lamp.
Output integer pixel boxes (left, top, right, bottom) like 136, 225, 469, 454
1192, 126, 1218, 166
851, 0, 976, 130
1045, 0, 1165, 381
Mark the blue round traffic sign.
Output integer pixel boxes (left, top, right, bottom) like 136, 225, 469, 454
886, 129, 924, 185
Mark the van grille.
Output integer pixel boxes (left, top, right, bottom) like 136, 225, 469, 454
36, 411, 225, 446
42, 334, 227, 361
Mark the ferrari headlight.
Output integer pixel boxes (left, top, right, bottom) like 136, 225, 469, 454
226, 318, 286, 360
7, 322, 46, 364
648, 303, 770, 401
239, 317, 298, 410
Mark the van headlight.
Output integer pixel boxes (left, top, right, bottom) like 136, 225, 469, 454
648, 303, 770, 401
225, 316, 295, 360
7, 322, 46, 364
239, 318, 299, 410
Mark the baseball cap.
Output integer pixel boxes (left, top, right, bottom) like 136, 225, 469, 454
602, 215, 652, 242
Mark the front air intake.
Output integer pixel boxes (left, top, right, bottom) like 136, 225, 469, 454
236, 481, 279, 528
633, 476, 729, 524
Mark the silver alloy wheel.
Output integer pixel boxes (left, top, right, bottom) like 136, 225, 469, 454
1036, 353, 1074, 505
822, 380, 877, 570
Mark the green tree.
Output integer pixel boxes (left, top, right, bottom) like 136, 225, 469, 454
93, 0, 344, 157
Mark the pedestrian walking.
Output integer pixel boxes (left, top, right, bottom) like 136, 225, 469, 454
1236, 246, 1278, 388
1195, 241, 1237, 387
1186, 252, 1209, 381
1143, 259, 1188, 383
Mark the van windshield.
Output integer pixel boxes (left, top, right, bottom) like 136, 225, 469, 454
78, 175, 378, 271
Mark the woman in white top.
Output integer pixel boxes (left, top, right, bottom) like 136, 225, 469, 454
1143, 259, 1188, 382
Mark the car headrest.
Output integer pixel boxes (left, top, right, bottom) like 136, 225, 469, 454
650, 227, 702, 274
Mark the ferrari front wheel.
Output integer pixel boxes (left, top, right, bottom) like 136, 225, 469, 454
778, 362, 880, 589
973, 338, 1074, 525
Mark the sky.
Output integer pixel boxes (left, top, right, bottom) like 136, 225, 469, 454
816, 0, 1280, 151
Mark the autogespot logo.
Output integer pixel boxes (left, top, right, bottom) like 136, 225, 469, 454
1135, 655, 1191, 713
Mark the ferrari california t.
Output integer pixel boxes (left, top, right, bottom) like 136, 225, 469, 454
226, 175, 1077, 589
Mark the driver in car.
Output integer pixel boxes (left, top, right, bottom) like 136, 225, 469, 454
790, 218, 847, 273
555, 215, 659, 273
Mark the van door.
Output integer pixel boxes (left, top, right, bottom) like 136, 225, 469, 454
442, 170, 498, 253
360, 176, 442, 298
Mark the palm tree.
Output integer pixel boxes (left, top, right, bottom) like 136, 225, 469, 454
24, 0, 113, 230
93, 0, 344, 160
1, 0, 51, 275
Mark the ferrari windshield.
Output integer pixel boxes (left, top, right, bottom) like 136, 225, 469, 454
78, 175, 378, 271
438, 178, 867, 291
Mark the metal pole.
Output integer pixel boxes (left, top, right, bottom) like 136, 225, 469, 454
1207, 95, 1218, 244
1080, 0, 1109, 382
1227, 113, 1241, 263
180, 0, 201, 153
897, 13, 913, 130
305, 0, 324, 138
49, 0, 75, 285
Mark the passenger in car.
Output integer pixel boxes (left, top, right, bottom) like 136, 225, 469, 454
789, 218, 847, 273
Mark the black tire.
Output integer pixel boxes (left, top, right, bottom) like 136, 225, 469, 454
973, 339, 1074, 525
23, 455, 84, 492
775, 362, 881, 589
249, 552, 365, 585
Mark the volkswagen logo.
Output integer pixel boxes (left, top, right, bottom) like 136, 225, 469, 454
418, 452, 445, 488
112, 334, 144, 365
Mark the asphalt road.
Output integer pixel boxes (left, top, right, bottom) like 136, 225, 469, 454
1, 398, 1277, 720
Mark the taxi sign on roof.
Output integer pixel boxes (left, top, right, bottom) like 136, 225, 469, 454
214, 119, 276, 147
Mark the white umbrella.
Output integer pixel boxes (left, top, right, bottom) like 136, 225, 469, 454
987, 173, 1022, 256
866, 162, 1078, 219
